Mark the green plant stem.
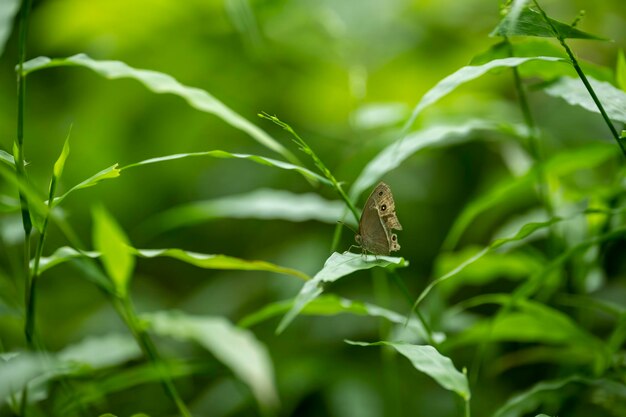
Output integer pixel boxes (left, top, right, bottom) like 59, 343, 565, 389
16, 0, 34, 350
114, 296, 192, 417
464, 397, 471, 417
259, 113, 361, 223
533, 0, 626, 159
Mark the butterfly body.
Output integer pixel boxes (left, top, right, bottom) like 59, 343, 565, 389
355, 182, 402, 255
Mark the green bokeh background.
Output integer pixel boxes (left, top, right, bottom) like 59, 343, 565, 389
1, 0, 626, 416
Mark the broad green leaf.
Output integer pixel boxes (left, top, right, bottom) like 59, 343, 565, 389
543, 76, 626, 124
351, 120, 505, 199
145, 311, 278, 413
618, 50, 626, 91
443, 143, 617, 250
0, 149, 15, 167
493, 375, 588, 417
491, 6, 607, 40
58, 333, 141, 370
92, 206, 134, 297
54, 164, 120, 206
0, 353, 48, 403
239, 295, 436, 343
400, 56, 563, 134
142, 189, 346, 235
22, 54, 300, 166
0, 0, 20, 58
346, 340, 470, 400
435, 247, 543, 296
447, 295, 603, 349
277, 252, 408, 334
122, 150, 330, 185
493, 0, 529, 39
35, 246, 308, 281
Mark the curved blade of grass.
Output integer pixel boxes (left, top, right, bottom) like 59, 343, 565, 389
53, 164, 120, 207
122, 150, 330, 185
141, 189, 346, 236
0, 0, 20, 58
144, 311, 278, 413
346, 340, 470, 400
543, 76, 626, 124
491, 6, 607, 40
277, 252, 408, 334
400, 56, 564, 134
22, 54, 300, 166
493, 375, 589, 417
350, 120, 505, 199
92, 206, 134, 298
0, 150, 15, 167
239, 294, 434, 343
35, 246, 309, 281
443, 143, 617, 250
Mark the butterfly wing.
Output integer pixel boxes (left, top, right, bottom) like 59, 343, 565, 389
371, 182, 403, 231
357, 201, 391, 255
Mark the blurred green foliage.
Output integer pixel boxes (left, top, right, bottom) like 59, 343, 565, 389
2, 0, 626, 416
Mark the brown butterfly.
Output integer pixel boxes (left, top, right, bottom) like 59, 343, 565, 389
355, 182, 402, 255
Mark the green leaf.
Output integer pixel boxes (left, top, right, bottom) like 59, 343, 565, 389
58, 333, 141, 370
0, 353, 48, 403
239, 295, 435, 343
122, 150, 330, 185
618, 50, 626, 91
277, 252, 408, 334
493, 375, 588, 417
144, 311, 278, 413
92, 206, 134, 297
346, 340, 470, 400
443, 143, 617, 250
35, 245, 309, 281
542, 76, 626, 124
0, 0, 20, 58
0, 149, 15, 167
52, 132, 71, 180
54, 164, 121, 206
22, 54, 301, 166
141, 189, 346, 236
491, 6, 607, 40
350, 120, 505, 199
400, 56, 563, 134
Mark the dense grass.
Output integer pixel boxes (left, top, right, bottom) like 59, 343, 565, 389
2, 1, 626, 416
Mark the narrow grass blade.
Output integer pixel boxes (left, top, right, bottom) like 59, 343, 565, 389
346, 340, 470, 400
350, 120, 503, 199
491, 6, 607, 40
443, 143, 617, 250
401, 56, 563, 133
22, 54, 301, 166
141, 189, 346, 236
53, 164, 120, 206
145, 311, 279, 413
122, 150, 330, 185
92, 206, 134, 297
277, 252, 408, 334
493, 375, 588, 417
0, 0, 20, 58
543, 76, 626, 123
239, 295, 434, 342
617, 50, 626, 91
35, 246, 309, 281
0, 150, 15, 167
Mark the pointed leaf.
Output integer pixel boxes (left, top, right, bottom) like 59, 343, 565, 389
52, 133, 71, 180
22, 54, 300, 165
54, 164, 121, 206
142, 189, 346, 235
346, 341, 470, 400
145, 311, 278, 412
92, 206, 134, 297
0, 149, 15, 167
122, 150, 330, 185
491, 6, 607, 40
543, 76, 626, 124
617, 50, 626, 91
277, 252, 408, 333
